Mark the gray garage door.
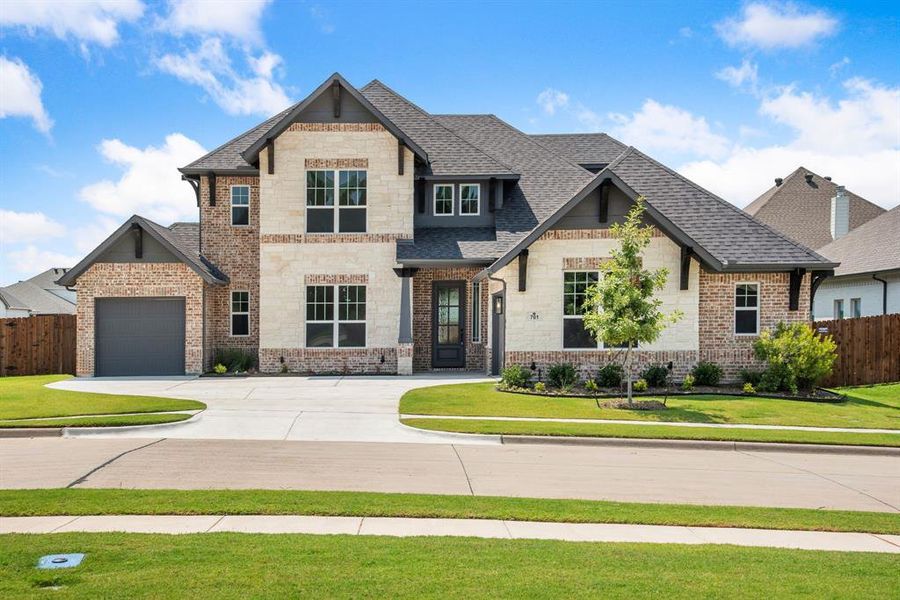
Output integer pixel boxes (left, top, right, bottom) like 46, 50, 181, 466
95, 297, 185, 376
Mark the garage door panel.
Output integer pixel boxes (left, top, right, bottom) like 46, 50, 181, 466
95, 298, 185, 376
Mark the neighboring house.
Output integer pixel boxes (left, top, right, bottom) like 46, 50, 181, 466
59, 73, 836, 378
812, 206, 900, 320
0, 268, 76, 317
745, 167, 885, 250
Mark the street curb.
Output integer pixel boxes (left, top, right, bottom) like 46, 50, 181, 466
63, 410, 204, 437
499, 435, 900, 456
0, 428, 63, 438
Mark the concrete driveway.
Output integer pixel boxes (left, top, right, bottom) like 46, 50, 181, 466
49, 374, 497, 444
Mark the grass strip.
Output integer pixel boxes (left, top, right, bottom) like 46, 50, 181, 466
0, 413, 192, 428
2, 533, 897, 598
402, 417, 900, 447
2, 488, 898, 534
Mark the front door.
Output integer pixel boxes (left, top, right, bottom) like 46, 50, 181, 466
432, 281, 466, 368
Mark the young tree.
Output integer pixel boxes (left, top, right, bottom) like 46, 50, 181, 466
582, 197, 683, 403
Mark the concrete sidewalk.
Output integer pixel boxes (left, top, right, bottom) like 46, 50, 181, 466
2, 514, 898, 554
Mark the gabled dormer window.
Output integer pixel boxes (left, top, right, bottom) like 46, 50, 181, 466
434, 184, 454, 216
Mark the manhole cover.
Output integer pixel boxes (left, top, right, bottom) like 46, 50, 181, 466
37, 554, 85, 569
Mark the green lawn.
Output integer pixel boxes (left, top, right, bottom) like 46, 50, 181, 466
2, 533, 896, 599
0, 413, 192, 428
0, 375, 204, 425
3, 489, 898, 534
400, 382, 900, 429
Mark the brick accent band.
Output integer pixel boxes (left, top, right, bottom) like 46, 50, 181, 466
541, 228, 663, 240
304, 274, 369, 284
261, 233, 409, 244
505, 350, 699, 380
304, 158, 368, 169
287, 123, 386, 133
563, 257, 612, 270
260, 347, 397, 374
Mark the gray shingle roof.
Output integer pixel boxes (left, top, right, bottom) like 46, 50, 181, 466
817, 206, 900, 276
397, 228, 499, 262
360, 81, 517, 177
0, 287, 28, 311
744, 167, 887, 250
0, 280, 75, 314
529, 133, 627, 167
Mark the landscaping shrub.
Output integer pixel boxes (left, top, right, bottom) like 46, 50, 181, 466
213, 363, 227, 375
534, 382, 546, 393
595, 363, 624, 388
500, 365, 531, 389
739, 369, 764, 386
640, 364, 669, 388
681, 374, 695, 391
213, 348, 257, 373
547, 363, 578, 389
584, 379, 599, 393
743, 382, 756, 394
753, 322, 837, 394
691, 361, 723, 386
633, 378, 648, 392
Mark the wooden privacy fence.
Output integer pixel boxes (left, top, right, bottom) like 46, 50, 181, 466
814, 314, 900, 387
0, 314, 76, 377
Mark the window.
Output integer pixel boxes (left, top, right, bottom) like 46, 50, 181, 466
231, 186, 249, 226
460, 184, 480, 215
734, 283, 759, 335
850, 298, 861, 318
306, 284, 366, 348
563, 271, 599, 348
231, 291, 250, 336
306, 170, 335, 233
338, 170, 367, 233
834, 299, 844, 320
471, 281, 481, 342
434, 184, 454, 215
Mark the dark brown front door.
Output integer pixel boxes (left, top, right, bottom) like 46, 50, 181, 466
432, 281, 465, 368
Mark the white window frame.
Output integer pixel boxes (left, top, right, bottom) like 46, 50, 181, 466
305, 284, 367, 348
459, 183, 481, 216
230, 290, 250, 337
834, 299, 845, 320
734, 282, 760, 336
305, 169, 368, 234
433, 184, 454, 216
850, 298, 861, 318
471, 281, 481, 342
230, 185, 250, 227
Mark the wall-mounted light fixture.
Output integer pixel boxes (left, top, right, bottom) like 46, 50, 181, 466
493, 295, 504, 315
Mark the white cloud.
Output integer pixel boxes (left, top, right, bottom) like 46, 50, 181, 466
0, 210, 65, 245
4, 245, 81, 279
678, 26, 693, 38
162, 0, 271, 44
716, 59, 759, 92
0, 56, 53, 133
72, 215, 123, 254
609, 100, 731, 159
79, 133, 207, 223
536, 88, 570, 116
156, 38, 291, 116
0, 0, 144, 47
716, 2, 838, 50
829, 56, 851, 76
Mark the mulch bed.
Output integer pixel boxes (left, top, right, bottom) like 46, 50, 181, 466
499, 385, 845, 403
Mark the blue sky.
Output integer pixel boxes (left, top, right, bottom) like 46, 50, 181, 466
1, 0, 898, 285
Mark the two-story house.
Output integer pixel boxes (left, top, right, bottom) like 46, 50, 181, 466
59, 73, 837, 379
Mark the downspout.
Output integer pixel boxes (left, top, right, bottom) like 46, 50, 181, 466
873, 274, 888, 315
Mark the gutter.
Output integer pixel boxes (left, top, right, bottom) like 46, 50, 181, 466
873, 274, 889, 315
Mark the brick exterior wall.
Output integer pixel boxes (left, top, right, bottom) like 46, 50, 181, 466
412, 267, 488, 372
74, 262, 204, 376
259, 347, 397, 374
505, 350, 698, 381
200, 175, 260, 369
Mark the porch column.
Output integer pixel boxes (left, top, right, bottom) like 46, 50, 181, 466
394, 267, 418, 375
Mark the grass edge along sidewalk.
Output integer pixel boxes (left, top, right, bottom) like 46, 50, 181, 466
1, 489, 898, 535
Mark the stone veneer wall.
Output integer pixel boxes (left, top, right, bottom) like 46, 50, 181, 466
413, 267, 488, 372
74, 263, 204, 376
200, 175, 260, 369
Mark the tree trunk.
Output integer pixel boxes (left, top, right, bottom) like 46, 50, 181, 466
625, 342, 634, 405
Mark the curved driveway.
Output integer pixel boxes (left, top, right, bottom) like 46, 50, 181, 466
51, 374, 498, 444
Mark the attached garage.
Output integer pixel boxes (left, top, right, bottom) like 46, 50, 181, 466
95, 297, 186, 376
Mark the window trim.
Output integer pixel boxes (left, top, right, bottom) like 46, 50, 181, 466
734, 281, 760, 336
834, 298, 845, 320
471, 281, 481, 343
459, 183, 481, 216
305, 169, 368, 234
562, 270, 600, 350
230, 185, 250, 227
230, 290, 250, 337
433, 183, 455, 217
305, 284, 367, 348
850, 298, 861, 319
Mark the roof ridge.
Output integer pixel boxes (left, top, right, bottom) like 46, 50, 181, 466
364, 83, 518, 174
624, 148, 828, 264
181, 105, 295, 170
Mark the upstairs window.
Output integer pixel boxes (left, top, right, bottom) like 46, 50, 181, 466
338, 170, 367, 233
306, 170, 335, 232
306, 284, 366, 348
434, 184, 454, 216
460, 184, 480, 215
231, 291, 250, 336
306, 170, 367, 233
231, 186, 250, 226
735, 283, 759, 335
563, 271, 599, 348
